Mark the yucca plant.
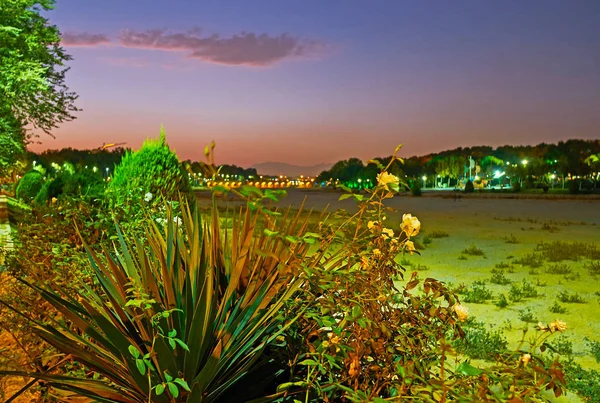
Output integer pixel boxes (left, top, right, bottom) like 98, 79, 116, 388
0, 196, 310, 402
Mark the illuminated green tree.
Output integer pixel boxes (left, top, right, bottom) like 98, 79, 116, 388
0, 0, 78, 179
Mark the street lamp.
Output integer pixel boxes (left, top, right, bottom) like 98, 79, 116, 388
422, 176, 427, 189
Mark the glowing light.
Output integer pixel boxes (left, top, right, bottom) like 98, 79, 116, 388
422, 176, 427, 181
522, 159, 528, 165
506, 162, 510, 165
551, 174, 556, 179
93, 166, 98, 172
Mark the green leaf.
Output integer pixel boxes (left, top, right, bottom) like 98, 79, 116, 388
351, 305, 362, 318
263, 229, 279, 237
135, 359, 146, 375
298, 359, 319, 366
128, 345, 140, 358
456, 361, 483, 376
338, 194, 353, 201
168, 329, 177, 338
167, 382, 179, 398
239, 185, 263, 198
174, 338, 190, 352
155, 384, 165, 396
174, 378, 191, 392
276, 381, 308, 392
164, 372, 173, 382
284, 235, 301, 244
168, 338, 176, 350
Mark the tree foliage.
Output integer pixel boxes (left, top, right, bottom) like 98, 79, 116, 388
0, 0, 78, 179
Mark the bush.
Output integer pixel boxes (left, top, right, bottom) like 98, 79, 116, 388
452, 319, 508, 360
464, 180, 474, 193
568, 179, 579, 194
549, 302, 567, 314
557, 291, 586, 304
462, 281, 493, 303
461, 244, 485, 256
518, 308, 536, 323
410, 180, 422, 196
511, 180, 521, 192
107, 126, 190, 209
563, 360, 600, 402
490, 268, 511, 285
15, 171, 44, 202
585, 338, 600, 363
428, 230, 449, 238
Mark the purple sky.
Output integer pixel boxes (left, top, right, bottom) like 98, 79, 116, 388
31, 0, 600, 166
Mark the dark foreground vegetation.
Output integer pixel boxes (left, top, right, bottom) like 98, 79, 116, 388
0, 138, 590, 402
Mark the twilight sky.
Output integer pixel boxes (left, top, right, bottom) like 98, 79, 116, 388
31, 0, 600, 166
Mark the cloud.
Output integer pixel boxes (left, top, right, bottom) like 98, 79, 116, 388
118, 29, 327, 66
61, 32, 111, 47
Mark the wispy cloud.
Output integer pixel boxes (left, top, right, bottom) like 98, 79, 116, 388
118, 29, 327, 66
61, 32, 111, 47
61, 28, 328, 67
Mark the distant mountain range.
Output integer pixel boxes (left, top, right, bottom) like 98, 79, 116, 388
251, 162, 333, 177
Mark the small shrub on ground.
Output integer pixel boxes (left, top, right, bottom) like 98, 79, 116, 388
399, 257, 412, 266
514, 253, 544, 268
558, 291, 586, 304
490, 268, 511, 285
585, 338, 600, 363
518, 308, 537, 323
15, 171, 44, 202
549, 302, 567, 314
428, 230, 449, 238
563, 271, 581, 282
461, 244, 485, 256
495, 261, 512, 269
452, 319, 508, 360
586, 261, 600, 277
458, 255, 467, 260
545, 263, 573, 275
462, 281, 494, 303
552, 335, 573, 356
509, 280, 541, 302
536, 241, 600, 262
541, 222, 560, 232
503, 234, 520, 244
495, 294, 509, 308
422, 235, 432, 245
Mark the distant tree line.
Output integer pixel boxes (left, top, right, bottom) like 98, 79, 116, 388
317, 139, 600, 190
